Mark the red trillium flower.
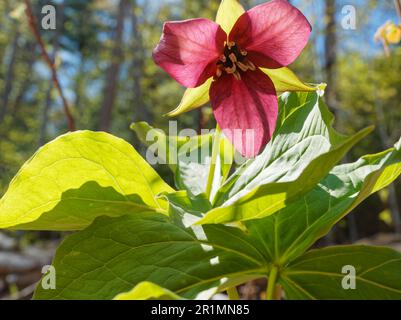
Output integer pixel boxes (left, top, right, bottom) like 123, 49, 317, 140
153, 0, 311, 157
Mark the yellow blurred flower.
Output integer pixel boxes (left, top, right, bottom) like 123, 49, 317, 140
375, 21, 401, 55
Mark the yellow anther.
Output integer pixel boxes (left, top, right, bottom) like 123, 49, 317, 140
246, 60, 256, 71
229, 53, 238, 63
237, 61, 248, 72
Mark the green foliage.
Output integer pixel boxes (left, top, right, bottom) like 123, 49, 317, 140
2, 91, 401, 300
198, 92, 373, 224
281, 246, 401, 299
33, 213, 266, 300
131, 122, 233, 198
1, 0, 401, 301
0, 131, 172, 230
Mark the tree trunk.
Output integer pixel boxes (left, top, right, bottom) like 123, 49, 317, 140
38, 2, 65, 146
73, 57, 86, 128
12, 43, 36, 116
130, 0, 152, 125
98, 0, 128, 132
323, 0, 342, 244
0, 27, 20, 123
324, 0, 338, 111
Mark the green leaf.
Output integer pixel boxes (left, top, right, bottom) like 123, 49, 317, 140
33, 213, 268, 300
175, 132, 234, 199
281, 246, 401, 300
130, 121, 191, 173
216, 0, 245, 34
0, 131, 173, 231
245, 138, 401, 265
174, 134, 216, 197
198, 92, 373, 225
131, 122, 211, 195
113, 282, 184, 300
131, 122, 233, 198
396, 137, 401, 149
163, 190, 212, 225
276, 91, 315, 130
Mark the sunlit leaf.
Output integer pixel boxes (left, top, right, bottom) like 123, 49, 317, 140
245, 138, 401, 265
131, 122, 233, 198
113, 282, 184, 300
0, 131, 173, 231
198, 92, 373, 225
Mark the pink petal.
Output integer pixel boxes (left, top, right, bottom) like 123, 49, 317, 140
153, 18, 227, 88
210, 69, 278, 158
229, 0, 312, 69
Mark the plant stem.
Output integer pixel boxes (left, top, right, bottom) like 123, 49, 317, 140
266, 266, 279, 300
24, 0, 76, 131
227, 287, 240, 300
274, 284, 282, 300
205, 125, 221, 200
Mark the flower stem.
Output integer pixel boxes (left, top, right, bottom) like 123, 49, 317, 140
205, 125, 221, 200
227, 287, 240, 300
266, 266, 279, 300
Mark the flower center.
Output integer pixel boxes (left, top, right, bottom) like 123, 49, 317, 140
215, 42, 256, 81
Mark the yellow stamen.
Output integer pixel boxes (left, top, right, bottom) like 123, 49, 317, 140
246, 60, 256, 71
237, 61, 248, 72
229, 53, 237, 63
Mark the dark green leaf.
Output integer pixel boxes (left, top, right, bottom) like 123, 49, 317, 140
34, 213, 269, 300
281, 246, 401, 300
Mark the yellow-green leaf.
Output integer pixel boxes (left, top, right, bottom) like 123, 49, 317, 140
113, 282, 184, 300
262, 67, 320, 93
131, 122, 233, 198
216, 0, 245, 34
167, 78, 212, 117
0, 131, 173, 231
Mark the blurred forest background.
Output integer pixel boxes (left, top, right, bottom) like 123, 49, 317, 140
0, 0, 401, 299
